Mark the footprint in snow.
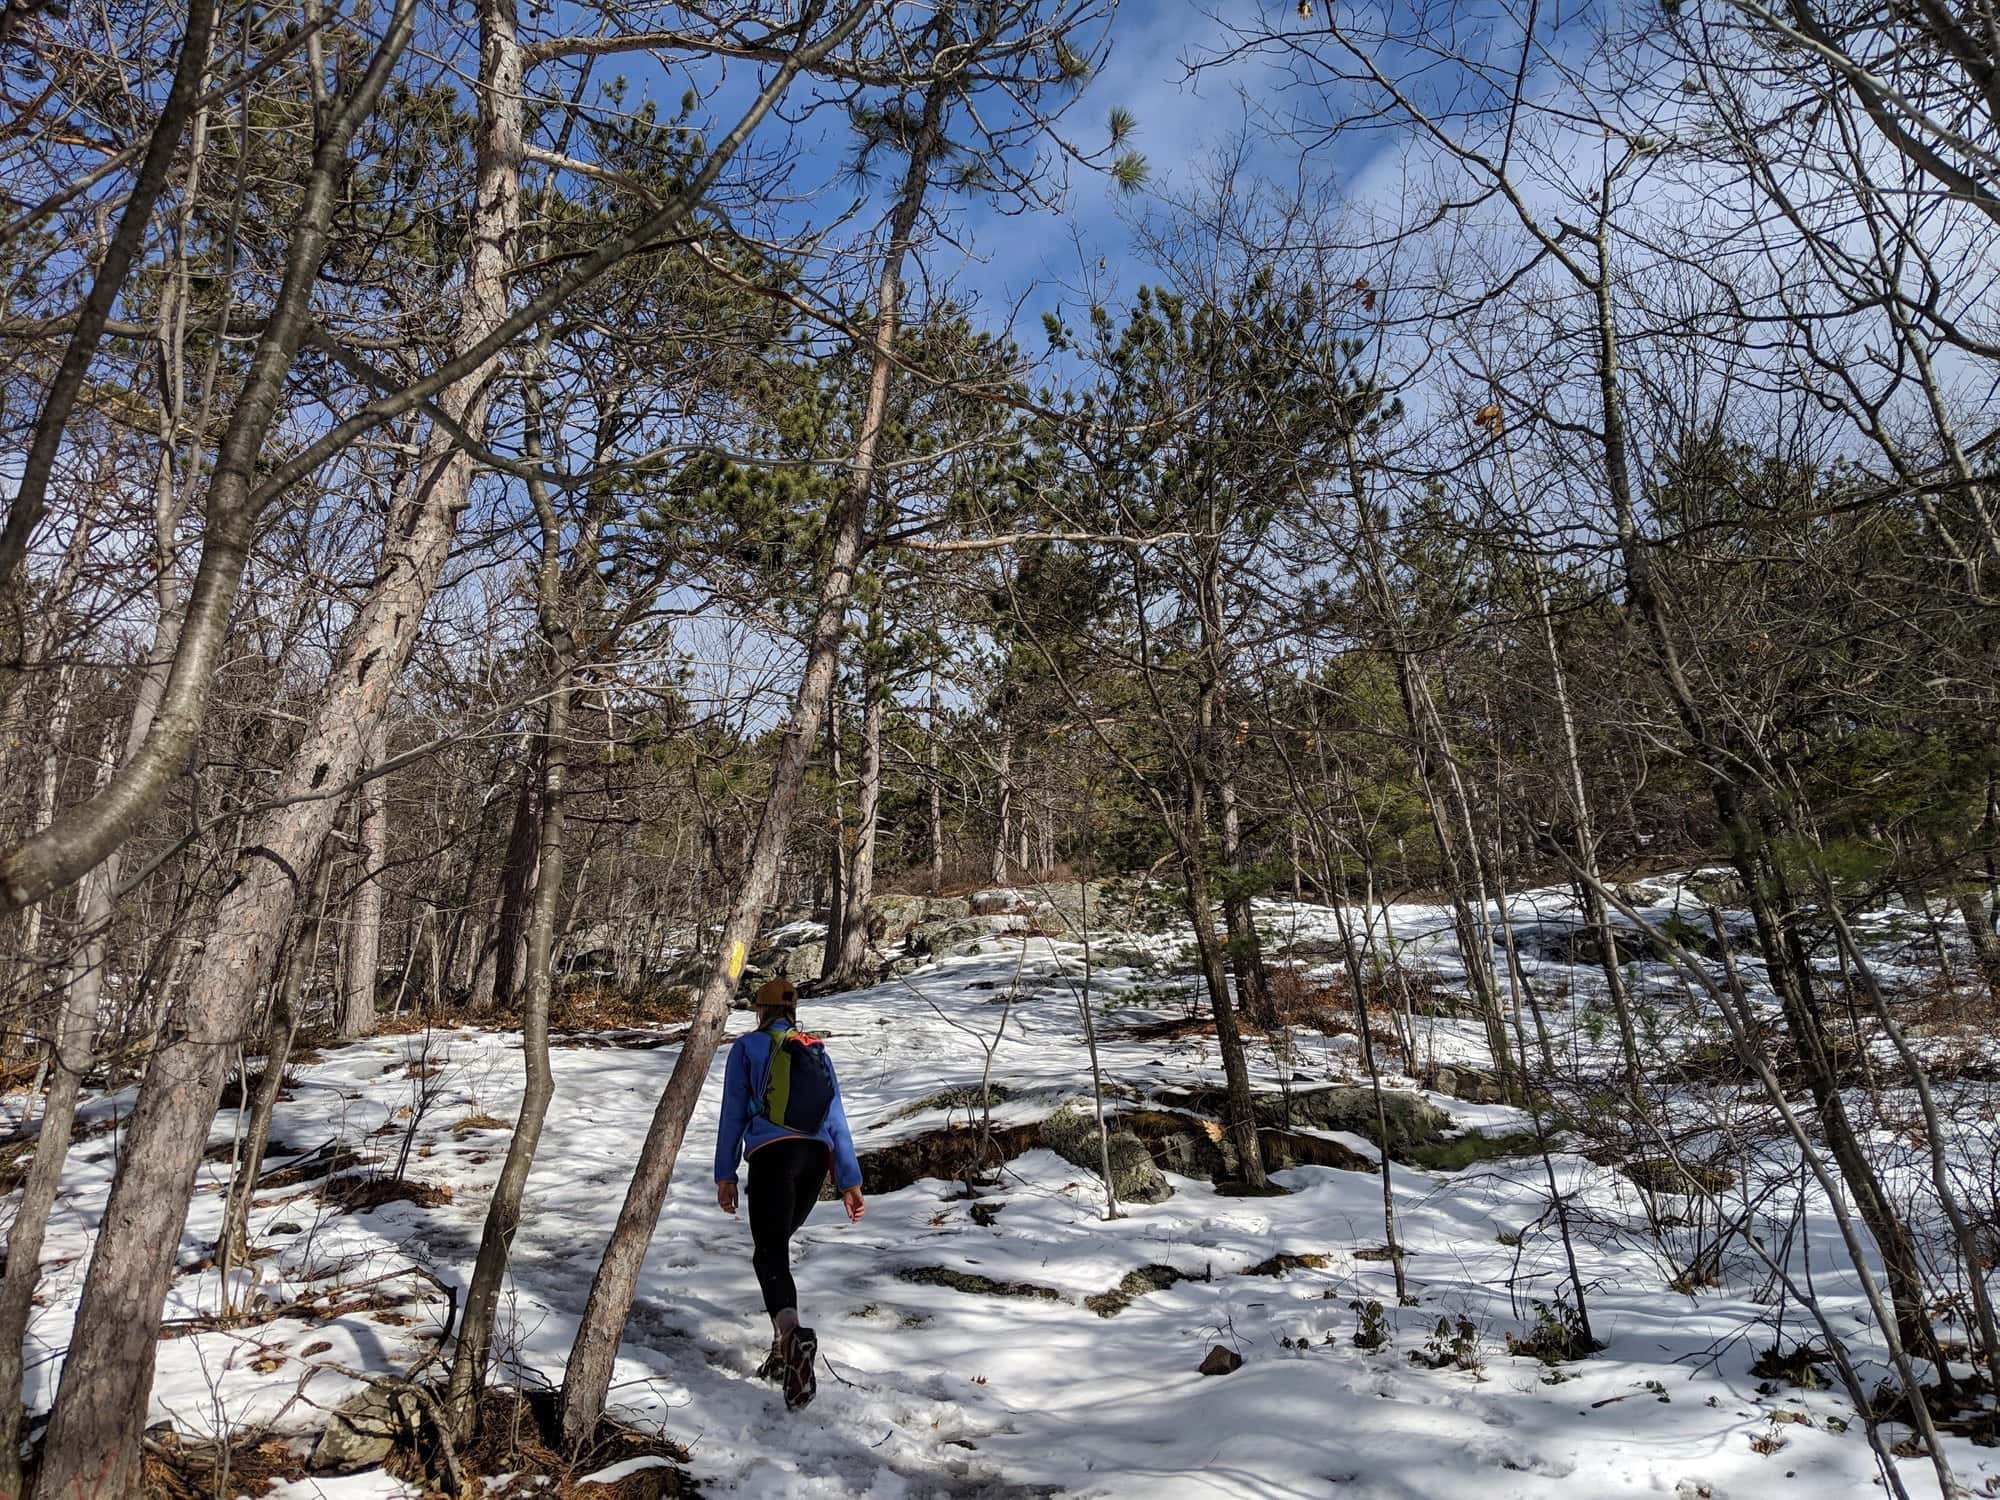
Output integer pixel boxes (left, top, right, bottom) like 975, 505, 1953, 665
1484, 1443, 1574, 1478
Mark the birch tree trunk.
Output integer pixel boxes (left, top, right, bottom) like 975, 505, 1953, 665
557, 70, 951, 1447
0, 491, 188, 1493
217, 857, 331, 1277
1955, 891, 2000, 985
489, 756, 540, 1012
0, 726, 110, 1497
1213, 727, 1270, 1022
991, 736, 1013, 886
820, 706, 846, 980
1178, 761, 1270, 1190
12, 667, 75, 973
446, 424, 573, 1428
833, 608, 885, 984
338, 720, 389, 1038
928, 673, 944, 896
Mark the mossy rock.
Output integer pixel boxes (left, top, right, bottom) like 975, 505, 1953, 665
1404, 1130, 1541, 1173
746, 939, 825, 983
905, 918, 993, 958
1684, 870, 1748, 908
858, 1121, 1041, 1195
1091, 942, 1165, 972
1085, 1263, 1195, 1317
1044, 1100, 1173, 1204
1622, 1155, 1736, 1195
916, 1084, 1011, 1112
870, 894, 971, 946
895, 1265, 1062, 1300
1153, 1086, 1451, 1151
1426, 1066, 1509, 1105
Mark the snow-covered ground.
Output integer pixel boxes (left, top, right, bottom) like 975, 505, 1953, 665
11, 876, 2000, 1498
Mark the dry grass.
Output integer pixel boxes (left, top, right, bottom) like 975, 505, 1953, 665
256, 1145, 373, 1191
1264, 970, 1353, 1033
1908, 971, 2000, 1035
219, 1067, 300, 1109
137, 1384, 691, 1500
0, 1051, 44, 1094
419, 1387, 693, 1500
550, 981, 697, 1032
1258, 968, 1412, 1043
140, 1433, 308, 1499
323, 1175, 453, 1213
1240, 1251, 1332, 1277
1101, 1015, 1222, 1043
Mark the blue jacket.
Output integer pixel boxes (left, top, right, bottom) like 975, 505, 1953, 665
714, 1019, 863, 1192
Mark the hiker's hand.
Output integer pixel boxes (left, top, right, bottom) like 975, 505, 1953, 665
717, 1180, 738, 1216
842, 1186, 866, 1223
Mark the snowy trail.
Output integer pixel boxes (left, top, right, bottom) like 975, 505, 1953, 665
10, 884, 1997, 1498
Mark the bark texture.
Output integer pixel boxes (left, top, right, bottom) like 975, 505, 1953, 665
339, 720, 389, 1039
832, 621, 885, 985
30, 4, 492, 1485
557, 68, 949, 1446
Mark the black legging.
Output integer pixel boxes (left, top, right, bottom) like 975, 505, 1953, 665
747, 1136, 829, 1315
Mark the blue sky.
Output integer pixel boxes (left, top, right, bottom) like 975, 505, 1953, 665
599, 0, 1348, 349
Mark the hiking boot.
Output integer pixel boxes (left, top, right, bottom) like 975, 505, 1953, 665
783, 1325, 818, 1411
755, 1336, 785, 1382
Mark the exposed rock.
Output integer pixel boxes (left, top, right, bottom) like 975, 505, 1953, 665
1090, 941, 1165, 972
1427, 1066, 1508, 1105
1614, 880, 1670, 907
1284, 1086, 1449, 1145
859, 1122, 1041, 1195
911, 1084, 1011, 1113
769, 942, 825, 983
1256, 1127, 1373, 1174
1117, 1108, 1235, 1180
1152, 1085, 1451, 1151
1241, 1252, 1330, 1277
869, 894, 928, 945
311, 1381, 406, 1472
859, 1091, 1394, 1204
1404, 1130, 1540, 1172
1683, 870, 1747, 908
904, 917, 995, 959
765, 920, 824, 950
1510, 922, 1650, 968
1277, 935, 1349, 962
967, 882, 1118, 931
896, 1265, 1062, 1300
1198, 1345, 1244, 1376
1622, 1155, 1736, 1195
1101, 1132, 1173, 1204
1025, 900, 1068, 934
869, 893, 972, 947
1043, 1101, 1173, 1204
1086, 1263, 1197, 1317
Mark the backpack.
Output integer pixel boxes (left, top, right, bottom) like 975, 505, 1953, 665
756, 1023, 836, 1134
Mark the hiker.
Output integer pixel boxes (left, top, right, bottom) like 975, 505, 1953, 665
714, 975, 865, 1411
